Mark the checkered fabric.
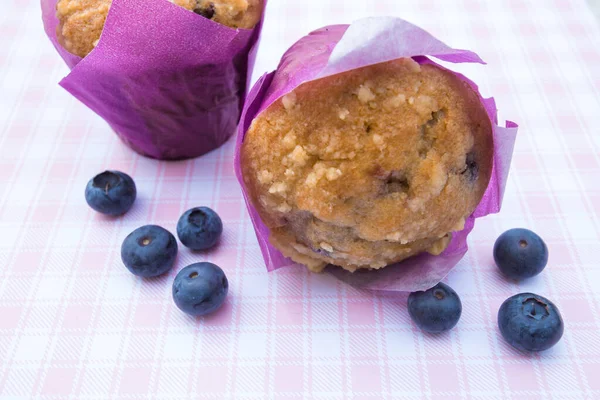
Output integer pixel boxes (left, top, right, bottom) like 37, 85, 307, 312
1, 0, 600, 398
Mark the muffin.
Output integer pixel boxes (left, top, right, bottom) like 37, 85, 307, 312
241, 58, 493, 273
56, 0, 264, 57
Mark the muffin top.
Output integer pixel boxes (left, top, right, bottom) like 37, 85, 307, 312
241, 58, 493, 271
56, 0, 264, 57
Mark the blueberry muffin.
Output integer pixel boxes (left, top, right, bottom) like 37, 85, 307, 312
241, 58, 493, 272
56, 0, 264, 57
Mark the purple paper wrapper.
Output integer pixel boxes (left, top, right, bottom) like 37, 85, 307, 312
235, 17, 518, 292
42, 0, 264, 160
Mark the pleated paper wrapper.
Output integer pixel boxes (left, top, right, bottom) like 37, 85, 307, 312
235, 17, 518, 292
42, 0, 264, 160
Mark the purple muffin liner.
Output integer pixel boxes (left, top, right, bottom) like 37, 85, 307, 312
42, 0, 265, 160
234, 17, 518, 292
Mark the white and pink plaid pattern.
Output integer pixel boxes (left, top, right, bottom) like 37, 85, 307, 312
1, 0, 600, 398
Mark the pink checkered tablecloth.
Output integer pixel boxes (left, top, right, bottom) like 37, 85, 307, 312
1, 0, 600, 398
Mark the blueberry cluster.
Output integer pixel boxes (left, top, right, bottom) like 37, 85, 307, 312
494, 229, 562, 352
85, 170, 228, 317
86, 170, 564, 350
407, 228, 563, 353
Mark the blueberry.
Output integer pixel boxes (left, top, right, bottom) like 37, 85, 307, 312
172, 262, 228, 316
407, 282, 462, 333
177, 207, 223, 251
194, 3, 215, 19
85, 171, 136, 216
494, 228, 548, 280
121, 225, 178, 277
462, 152, 479, 182
498, 293, 564, 352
